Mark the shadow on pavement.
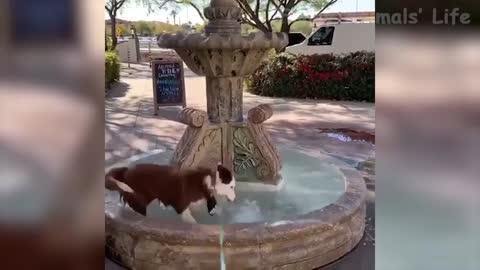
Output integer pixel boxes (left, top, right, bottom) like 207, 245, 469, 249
106, 82, 131, 99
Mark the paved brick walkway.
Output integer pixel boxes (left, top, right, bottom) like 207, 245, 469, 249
105, 63, 375, 269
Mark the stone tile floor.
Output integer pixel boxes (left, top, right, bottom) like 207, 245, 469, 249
105, 63, 375, 269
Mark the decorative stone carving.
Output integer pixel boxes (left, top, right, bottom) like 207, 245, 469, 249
158, 32, 288, 50
204, 6, 242, 21
206, 77, 243, 122
230, 119, 281, 184
247, 104, 273, 124
171, 126, 201, 165
232, 128, 261, 175
247, 105, 282, 183
247, 120, 282, 184
178, 108, 207, 127
175, 48, 270, 77
191, 128, 222, 169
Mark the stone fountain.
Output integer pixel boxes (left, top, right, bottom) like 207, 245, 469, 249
158, 0, 287, 185
105, 0, 367, 269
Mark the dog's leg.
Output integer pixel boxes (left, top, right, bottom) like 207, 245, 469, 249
180, 208, 197, 224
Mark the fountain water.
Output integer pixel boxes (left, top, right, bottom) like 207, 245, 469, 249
105, 0, 367, 268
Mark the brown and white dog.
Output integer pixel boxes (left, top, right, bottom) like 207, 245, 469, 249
105, 163, 236, 223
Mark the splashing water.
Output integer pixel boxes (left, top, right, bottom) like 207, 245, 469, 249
218, 206, 226, 270
106, 147, 346, 225
220, 223, 226, 270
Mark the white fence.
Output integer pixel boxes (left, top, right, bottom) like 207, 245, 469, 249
117, 36, 177, 63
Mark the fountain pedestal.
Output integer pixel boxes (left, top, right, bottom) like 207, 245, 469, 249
158, 0, 287, 184
172, 103, 282, 184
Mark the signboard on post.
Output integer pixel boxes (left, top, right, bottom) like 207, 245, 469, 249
151, 59, 186, 115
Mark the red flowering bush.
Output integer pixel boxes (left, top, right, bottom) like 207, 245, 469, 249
247, 51, 374, 102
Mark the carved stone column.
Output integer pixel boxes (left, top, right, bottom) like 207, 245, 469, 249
206, 77, 243, 123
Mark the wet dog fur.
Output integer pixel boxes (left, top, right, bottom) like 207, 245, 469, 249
105, 163, 235, 223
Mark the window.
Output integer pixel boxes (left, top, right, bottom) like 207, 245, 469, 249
308, 26, 335, 46
287, 33, 306, 47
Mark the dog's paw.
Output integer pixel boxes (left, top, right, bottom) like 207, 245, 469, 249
209, 207, 217, 216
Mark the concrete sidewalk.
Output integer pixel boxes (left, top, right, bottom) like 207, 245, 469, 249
105, 63, 375, 269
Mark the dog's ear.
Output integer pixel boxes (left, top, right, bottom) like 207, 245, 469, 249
217, 164, 233, 184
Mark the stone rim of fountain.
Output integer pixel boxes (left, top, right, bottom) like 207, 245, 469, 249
105, 153, 366, 268
106, 166, 365, 237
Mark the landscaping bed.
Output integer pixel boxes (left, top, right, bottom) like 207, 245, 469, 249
247, 51, 374, 102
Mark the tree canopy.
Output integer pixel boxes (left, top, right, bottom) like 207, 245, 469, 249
135, 0, 337, 34
237, 0, 337, 33
106, 0, 334, 48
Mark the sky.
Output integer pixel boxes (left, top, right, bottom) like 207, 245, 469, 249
106, 0, 375, 25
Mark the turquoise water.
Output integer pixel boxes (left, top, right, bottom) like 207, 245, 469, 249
106, 147, 345, 224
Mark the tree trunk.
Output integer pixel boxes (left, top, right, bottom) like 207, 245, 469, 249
276, 17, 290, 53
110, 16, 117, 50
280, 17, 289, 33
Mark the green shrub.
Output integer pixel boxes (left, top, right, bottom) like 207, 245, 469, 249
247, 51, 375, 102
105, 51, 120, 89
106, 35, 113, 51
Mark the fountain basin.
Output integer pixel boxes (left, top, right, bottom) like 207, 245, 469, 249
157, 35, 287, 77
158, 32, 288, 50
105, 148, 366, 269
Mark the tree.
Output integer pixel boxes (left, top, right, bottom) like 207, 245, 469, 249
237, 0, 337, 34
136, 21, 154, 35
105, 0, 129, 49
290, 20, 313, 36
117, 24, 129, 37
137, 0, 337, 35
193, 23, 205, 33
170, 9, 178, 25
137, 0, 207, 22
153, 22, 183, 34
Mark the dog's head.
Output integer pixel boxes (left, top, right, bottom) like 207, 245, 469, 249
213, 163, 236, 202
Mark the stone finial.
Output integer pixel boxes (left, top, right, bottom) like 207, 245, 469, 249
179, 108, 207, 127
248, 104, 273, 124
204, 0, 242, 35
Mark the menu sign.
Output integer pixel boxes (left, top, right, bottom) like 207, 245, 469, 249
152, 59, 186, 114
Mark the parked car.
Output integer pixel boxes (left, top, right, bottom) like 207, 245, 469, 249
286, 22, 374, 55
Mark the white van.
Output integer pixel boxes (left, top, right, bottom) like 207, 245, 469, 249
286, 23, 375, 55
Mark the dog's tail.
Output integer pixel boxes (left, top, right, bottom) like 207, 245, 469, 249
105, 166, 148, 216
105, 167, 134, 193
